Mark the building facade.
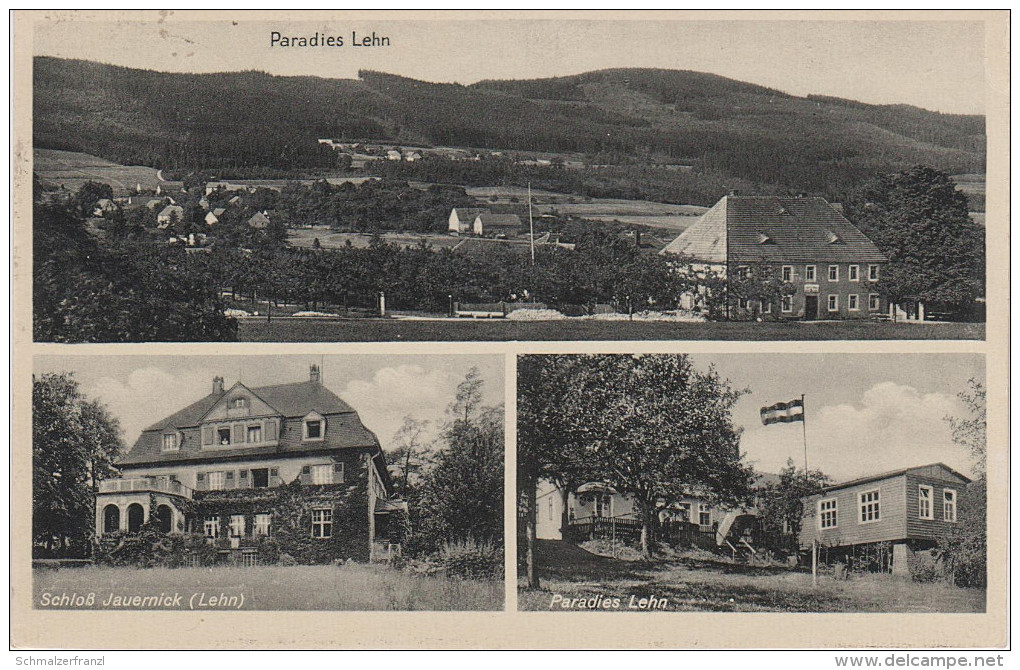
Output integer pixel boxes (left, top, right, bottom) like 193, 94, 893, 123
799, 463, 970, 574
94, 365, 406, 563
660, 194, 888, 320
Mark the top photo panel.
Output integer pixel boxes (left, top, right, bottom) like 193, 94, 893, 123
28, 14, 991, 342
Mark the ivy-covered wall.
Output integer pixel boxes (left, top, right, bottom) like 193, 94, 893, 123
187, 451, 373, 563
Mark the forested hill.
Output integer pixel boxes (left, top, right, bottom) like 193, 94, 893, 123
34, 57, 984, 197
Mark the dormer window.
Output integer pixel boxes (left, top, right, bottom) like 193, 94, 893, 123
232, 397, 247, 409
826, 231, 843, 244
757, 232, 775, 245
303, 412, 325, 441
161, 433, 179, 452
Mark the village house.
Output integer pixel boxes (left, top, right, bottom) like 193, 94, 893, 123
205, 208, 226, 226
448, 207, 487, 234
156, 204, 184, 228
660, 193, 888, 320
91, 198, 118, 218
534, 478, 783, 556
94, 365, 407, 564
473, 212, 522, 237
799, 463, 970, 575
247, 211, 271, 229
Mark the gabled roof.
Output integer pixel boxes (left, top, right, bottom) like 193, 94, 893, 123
476, 213, 522, 228
660, 195, 886, 264
157, 205, 183, 218
119, 380, 374, 467
816, 462, 972, 495
451, 207, 487, 221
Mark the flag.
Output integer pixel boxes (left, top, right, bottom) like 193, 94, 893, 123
760, 398, 804, 425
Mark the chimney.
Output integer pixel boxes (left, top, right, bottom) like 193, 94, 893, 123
310, 364, 321, 384
212, 376, 224, 395
728, 189, 740, 197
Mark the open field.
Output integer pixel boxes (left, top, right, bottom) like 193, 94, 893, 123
34, 149, 181, 194
288, 228, 463, 250
238, 317, 984, 342
34, 563, 502, 611
518, 541, 983, 613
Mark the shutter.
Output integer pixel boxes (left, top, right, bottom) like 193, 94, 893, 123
266, 420, 278, 442
233, 424, 245, 444
300, 465, 311, 485
333, 462, 344, 484
225, 470, 235, 489
269, 467, 279, 486
202, 426, 213, 446
239, 469, 249, 488
196, 472, 206, 491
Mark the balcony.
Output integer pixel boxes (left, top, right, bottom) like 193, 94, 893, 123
98, 477, 193, 499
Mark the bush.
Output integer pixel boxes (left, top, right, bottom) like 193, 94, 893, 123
910, 557, 943, 584
278, 552, 298, 566
434, 539, 505, 580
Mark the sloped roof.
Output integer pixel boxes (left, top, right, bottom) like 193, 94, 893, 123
119, 380, 375, 467
477, 213, 522, 228
817, 462, 971, 494
452, 207, 487, 222
157, 205, 183, 218
660, 195, 886, 264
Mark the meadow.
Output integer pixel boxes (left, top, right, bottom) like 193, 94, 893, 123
518, 541, 984, 613
34, 563, 503, 611
238, 317, 984, 342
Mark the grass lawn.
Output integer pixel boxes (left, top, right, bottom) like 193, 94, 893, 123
34, 563, 503, 611
238, 317, 984, 342
518, 541, 984, 613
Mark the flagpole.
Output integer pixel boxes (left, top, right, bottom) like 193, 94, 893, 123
801, 393, 808, 473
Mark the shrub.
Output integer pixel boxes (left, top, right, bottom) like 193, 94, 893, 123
910, 557, 942, 584
278, 552, 298, 566
434, 539, 504, 580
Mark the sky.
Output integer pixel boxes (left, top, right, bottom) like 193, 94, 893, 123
32, 16, 987, 114
33, 354, 505, 454
690, 353, 985, 482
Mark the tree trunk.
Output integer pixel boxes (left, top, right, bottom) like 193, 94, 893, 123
526, 479, 539, 588
639, 502, 654, 560
559, 485, 571, 540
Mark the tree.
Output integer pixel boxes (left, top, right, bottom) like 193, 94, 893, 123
33, 373, 124, 558
407, 370, 504, 556
756, 459, 830, 544
938, 379, 986, 586
72, 181, 113, 218
519, 354, 755, 564
843, 165, 985, 312
388, 416, 431, 497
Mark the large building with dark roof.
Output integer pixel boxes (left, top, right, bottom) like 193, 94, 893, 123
661, 193, 888, 320
94, 365, 406, 564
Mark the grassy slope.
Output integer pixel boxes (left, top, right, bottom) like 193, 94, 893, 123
34, 564, 502, 611
238, 318, 984, 342
518, 541, 983, 613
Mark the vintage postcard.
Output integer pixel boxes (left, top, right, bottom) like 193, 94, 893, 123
10, 9, 1008, 651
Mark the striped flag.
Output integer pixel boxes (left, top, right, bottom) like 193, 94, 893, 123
760, 398, 804, 425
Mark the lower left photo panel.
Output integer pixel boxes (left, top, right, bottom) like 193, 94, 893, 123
31, 353, 506, 611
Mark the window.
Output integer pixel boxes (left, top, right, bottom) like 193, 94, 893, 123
859, 490, 880, 523
869, 294, 881, 311
848, 294, 859, 311
217, 427, 231, 445
805, 265, 816, 282
207, 471, 225, 491
827, 294, 839, 312
736, 266, 750, 279
203, 515, 220, 538
781, 295, 793, 313
311, 464, 333, 485
763, 301, 772, 314
161, 433, 178, 452
828, 265, 839, 282
304, 416, 323, 441
943, 489, 957, 522
311, 508, 333, 538
868, 264, 879, 281
849, 265, 860, 281
232, 397, 246, 409
918, 485, 933, 520
254, 513, 272, 536
699, 504, 711, 527
246, 425, 262, 443
782, 265, 793, 282
819, 499, 838, 529
547, 497, 554, 521
229, 514, 245, 538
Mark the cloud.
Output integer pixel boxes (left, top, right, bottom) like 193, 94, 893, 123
89, 366, 214, 449
338, 365, 485, 449
741, 382, 973, 481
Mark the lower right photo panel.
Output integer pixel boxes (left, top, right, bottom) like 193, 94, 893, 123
517, 353, 986, 613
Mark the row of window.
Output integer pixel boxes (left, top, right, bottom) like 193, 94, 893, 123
775, 293, 881, 313
779, 264, 880, 283
818, 487, 957, 530
566, 495, 712, 526
202, 510, 334, 539
162, 417, 325, 453
195, 462, 341, 490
